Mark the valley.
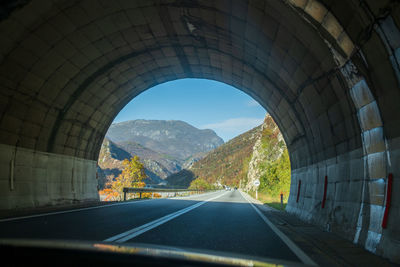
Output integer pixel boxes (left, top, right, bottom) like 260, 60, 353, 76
97, 115, 290, 204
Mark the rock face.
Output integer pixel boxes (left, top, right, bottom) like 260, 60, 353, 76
116, 141, 182, 177
106, 120, 224, 160
98, 120, 224, 187
245, 115, 284, 192
97, 138, 164, 188
166, 114, 288, 193
245, 128, 266, 192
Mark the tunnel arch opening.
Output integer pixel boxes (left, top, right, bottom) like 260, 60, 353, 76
95, 78, 290, 200
0, 0, 399, 261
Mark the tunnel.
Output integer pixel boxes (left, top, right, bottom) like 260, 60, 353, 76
0, 0, 399, 262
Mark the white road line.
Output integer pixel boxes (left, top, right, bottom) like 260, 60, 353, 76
104, 191, 229, 243
0, 191, 222, 223
239, 190, 318, 266
0, 200, 154, 223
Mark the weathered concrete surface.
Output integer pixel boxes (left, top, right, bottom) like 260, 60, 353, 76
0, 143, 98, 209
0, 0, 400, 263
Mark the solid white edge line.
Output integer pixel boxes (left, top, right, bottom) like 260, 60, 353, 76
104, 191, 229, 243
239, 190, 318, 266
0, 201, 147, 223
0, 191, 223, 223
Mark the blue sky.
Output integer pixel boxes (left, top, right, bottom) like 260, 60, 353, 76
113, 79, 267, 142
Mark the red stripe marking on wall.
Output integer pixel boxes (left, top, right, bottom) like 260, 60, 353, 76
322, 175, 328, 208
296, 180, 301, 203
382, 173, 393, 229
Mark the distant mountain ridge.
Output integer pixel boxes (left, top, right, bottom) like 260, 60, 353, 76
97, 119, 224, 188
106, 120, 224, 160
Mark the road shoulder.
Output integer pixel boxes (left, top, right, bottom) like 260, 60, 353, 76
241, 190, 396, 267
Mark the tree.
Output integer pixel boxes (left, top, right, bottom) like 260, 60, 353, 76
104, 156, 148, 200
189, 178, 213, 190
259, 147, 291, 198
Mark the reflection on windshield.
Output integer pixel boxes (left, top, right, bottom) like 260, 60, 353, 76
94, 243, 284, 267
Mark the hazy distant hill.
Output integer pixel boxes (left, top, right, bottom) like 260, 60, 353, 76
106, 120, 224, 160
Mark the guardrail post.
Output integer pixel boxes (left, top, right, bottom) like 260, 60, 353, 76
124, 190, 126, 201
139, 192, 142, 199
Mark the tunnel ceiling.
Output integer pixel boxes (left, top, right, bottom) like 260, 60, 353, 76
0, 0, 399, 171
2, 1, 400, 261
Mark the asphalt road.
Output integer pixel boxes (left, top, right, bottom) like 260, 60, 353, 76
0, 190, 307, 263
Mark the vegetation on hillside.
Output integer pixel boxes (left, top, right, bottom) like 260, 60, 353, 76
258, 121, 291, 198
187, 126, 261, 187
188, 178, 216, 190
247, 116, 291, 209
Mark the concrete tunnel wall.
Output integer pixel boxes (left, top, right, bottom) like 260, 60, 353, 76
0, 0, 399, 262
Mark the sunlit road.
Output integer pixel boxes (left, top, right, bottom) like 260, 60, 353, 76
0, 190, 309, 263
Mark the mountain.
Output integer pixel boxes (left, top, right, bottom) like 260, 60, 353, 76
116, 141, 181, 178
166, 114, 290, 197
106, 120, 224, 160
97, 138, 164, 189
244, 116, 290, 198
167, 124, 261, 187
97, 119, 224, 188
244, 115, 286, 192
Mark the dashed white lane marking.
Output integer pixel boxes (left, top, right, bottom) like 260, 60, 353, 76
239, 190, 318, 266
104, 191, 229, 243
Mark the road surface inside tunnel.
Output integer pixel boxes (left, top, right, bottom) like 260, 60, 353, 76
0, 190, 308, 263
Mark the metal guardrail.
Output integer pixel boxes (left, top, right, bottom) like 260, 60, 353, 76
122, 187, 215, 201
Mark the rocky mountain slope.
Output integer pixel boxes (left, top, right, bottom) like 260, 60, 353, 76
116, 140, 181, 177
244, 116, 286, 192
166, 114, 290, 198
97, 138, 164, 189
97, 120, 224, 188
106, 120, 224, 160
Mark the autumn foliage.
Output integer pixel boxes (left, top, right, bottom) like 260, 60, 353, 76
99, 156, 148, 201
